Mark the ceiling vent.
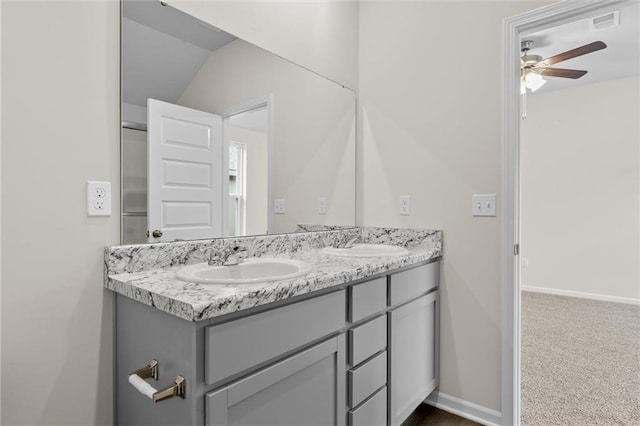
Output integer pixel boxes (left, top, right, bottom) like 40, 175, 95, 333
590, 10, 620, 30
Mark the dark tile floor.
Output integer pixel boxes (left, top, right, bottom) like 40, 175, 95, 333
401, 404, 481, 426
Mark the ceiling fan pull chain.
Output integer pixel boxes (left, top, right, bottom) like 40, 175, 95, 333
521, 89, 527, 120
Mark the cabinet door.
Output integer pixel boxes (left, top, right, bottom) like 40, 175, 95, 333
206, 334, 346, 426
389, 291, 439, 426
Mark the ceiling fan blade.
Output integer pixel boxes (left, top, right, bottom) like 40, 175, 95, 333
537, 67, 588, 79
542, 41, 607, 65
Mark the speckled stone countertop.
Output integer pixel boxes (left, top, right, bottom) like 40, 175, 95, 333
104, 227, 442, 322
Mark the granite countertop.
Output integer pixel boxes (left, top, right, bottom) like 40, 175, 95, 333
105, 227, 442, 322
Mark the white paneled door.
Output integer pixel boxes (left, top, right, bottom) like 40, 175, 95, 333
147, 99, 223, 242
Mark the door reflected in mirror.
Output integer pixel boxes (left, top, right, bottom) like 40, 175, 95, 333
227, 106, 269, 237
121, 0, 356, 244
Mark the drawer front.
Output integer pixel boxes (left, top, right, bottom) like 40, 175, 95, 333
349, 314, 386, 366
349, 277, 387, 323
205, 290, 346, 385
389, 261, 439, 306
349, 351, 387, 408
349, 386, 387, 426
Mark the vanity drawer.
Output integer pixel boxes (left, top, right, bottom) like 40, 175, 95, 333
389, 261, 439, 306
348, 386, 387, 426
349, 350, 387, 408
349, 277, 387, 323
349, 314, 386, 366
205, 290, 345, 385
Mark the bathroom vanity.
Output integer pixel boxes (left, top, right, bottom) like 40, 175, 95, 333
105, 227, 442, 426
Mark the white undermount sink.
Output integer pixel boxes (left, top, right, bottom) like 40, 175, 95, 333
321, 243, 409, 258
175, 258, 312, 285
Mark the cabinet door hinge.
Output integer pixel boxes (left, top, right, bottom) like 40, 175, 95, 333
514, 244, 520, 255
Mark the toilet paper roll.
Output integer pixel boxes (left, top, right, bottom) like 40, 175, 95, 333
129, 374, 157, 399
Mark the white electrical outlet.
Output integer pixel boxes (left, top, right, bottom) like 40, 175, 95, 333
399, 195, 411, 215
472, 194, 497, 217
274, 199, 286, 214
318, 197, 327, 215
87, 181, 111, 216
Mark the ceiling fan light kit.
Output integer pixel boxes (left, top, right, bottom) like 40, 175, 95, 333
519, 39, 607, 118
524, 72, 546, 92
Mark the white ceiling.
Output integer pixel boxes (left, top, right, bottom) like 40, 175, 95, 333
521, 2, 640, 93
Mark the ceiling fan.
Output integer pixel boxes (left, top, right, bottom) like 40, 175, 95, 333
520, 40, 607, 92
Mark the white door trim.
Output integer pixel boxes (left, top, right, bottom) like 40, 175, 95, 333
222, 94, 274, 235
501, 1, 631, 424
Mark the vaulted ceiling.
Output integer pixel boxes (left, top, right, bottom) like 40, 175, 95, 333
124, 0, 639, 103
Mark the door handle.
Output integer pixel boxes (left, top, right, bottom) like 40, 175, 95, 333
147, 230, 163, 238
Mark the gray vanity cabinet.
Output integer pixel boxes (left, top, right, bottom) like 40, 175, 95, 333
115, 259, 441, 426
116, 290, 346, 426
206, 334, 346, 426
388, 262, 440, 426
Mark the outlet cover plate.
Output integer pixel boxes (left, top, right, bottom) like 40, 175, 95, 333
87, 181, 112, 216
318, 197, 327, 215
274, 199, 285, 214
399, 195, 411, 216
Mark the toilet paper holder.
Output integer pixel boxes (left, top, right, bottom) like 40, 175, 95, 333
133, 359, 159, 381
130, 359, 186, 403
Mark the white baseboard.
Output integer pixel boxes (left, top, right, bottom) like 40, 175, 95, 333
425, 391, 502, 426
522, 286, 640, 305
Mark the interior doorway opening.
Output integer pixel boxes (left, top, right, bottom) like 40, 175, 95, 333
223, 96, 273, 236
502, 1, 639, 425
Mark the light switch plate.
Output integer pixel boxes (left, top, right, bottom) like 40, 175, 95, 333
87, 181, 112, 216
472, 194, 497, 217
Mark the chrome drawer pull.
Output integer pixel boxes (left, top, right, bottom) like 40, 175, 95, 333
129, 359, 186, 402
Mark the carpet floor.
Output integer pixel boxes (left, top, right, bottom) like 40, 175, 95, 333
521, 291, 640, 426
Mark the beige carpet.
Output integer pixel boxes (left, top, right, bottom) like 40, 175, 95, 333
521, 291, 640, 426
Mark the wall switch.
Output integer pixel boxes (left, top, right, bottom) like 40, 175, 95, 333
87, 181, 111, 216
399, 195, 411, 215
274, 198, 286, 214
472, 194, 497, 217
318, 197, 327, 215
521, 257, 529, 268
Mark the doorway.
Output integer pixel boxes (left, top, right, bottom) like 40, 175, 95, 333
502, 1, 639, 424
223, 96, 273, 236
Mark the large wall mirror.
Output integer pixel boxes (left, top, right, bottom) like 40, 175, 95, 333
121, 0, 356, 244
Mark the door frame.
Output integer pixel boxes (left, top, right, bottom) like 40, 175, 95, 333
222, 94, 274, 235
501, 1, 631, 424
